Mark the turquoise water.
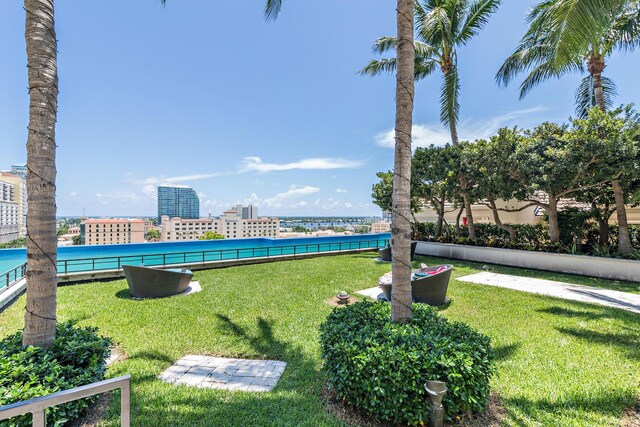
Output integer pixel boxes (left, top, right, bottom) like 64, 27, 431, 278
0, 234, 390, 286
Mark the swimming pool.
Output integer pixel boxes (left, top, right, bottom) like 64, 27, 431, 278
0, 234, 390, 288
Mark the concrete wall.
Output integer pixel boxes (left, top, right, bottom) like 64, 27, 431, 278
415, 241, 640, 282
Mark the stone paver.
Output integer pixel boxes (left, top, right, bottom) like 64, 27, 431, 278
160, 355, 286, 392
457, 272, 640, 314
356, 287, 385, 300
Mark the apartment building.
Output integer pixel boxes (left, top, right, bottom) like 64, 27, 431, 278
371, 221, 391, 233
80, 218, 146, 245
157, 185, 199, 222
161, 210, 280, 241
0, 180, 19, 244
0, 172, 27, 237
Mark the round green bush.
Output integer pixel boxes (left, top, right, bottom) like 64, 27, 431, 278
320, 301, 494, 425
0, 322, 112, 427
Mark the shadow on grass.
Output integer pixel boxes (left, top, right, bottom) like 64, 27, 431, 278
115, 289, 133, 300
536, 306, 610, 320
128, 350, 175, 365
556, 326, 640, 360
493, 343, 521, 362
503, 390, 637, 426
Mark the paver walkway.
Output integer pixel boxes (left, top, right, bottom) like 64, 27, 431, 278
160, 355, 286, 392
457, 272, 640, 314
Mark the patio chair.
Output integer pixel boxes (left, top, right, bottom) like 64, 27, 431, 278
378, 264, 453, 306
123, 265, 193, 298
378, 241, 418, 262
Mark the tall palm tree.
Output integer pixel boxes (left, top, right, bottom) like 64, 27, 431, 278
361, 0, 502, 242
22, 0, 59, 348
391, 0, 416, 323
264, 0, 415, 320
496, 0, 640, 255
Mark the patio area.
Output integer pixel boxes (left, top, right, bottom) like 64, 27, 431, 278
0, 252, 638, 426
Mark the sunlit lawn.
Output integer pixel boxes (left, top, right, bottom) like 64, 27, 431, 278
0, 253, 638, 426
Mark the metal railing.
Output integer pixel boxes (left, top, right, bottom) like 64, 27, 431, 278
0, 375, 131, 427
0, 262, 27, 293
1, 238, 389, 283
56, 238, 390, 275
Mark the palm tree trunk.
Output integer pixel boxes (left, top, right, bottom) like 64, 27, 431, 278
390, 0, 414, 324
22, 0, 59, 348
612, 179, 633, 255
589, 55, 632, 255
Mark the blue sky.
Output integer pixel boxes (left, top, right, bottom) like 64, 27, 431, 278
1, 1, 639, 217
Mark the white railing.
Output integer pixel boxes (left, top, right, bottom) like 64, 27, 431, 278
0, 375, 131, 427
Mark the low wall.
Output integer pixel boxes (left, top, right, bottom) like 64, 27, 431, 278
415, 242, 640, 282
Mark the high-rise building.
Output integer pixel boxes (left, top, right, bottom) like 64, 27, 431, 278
157, 185, 199, 221
0, 180, 19, 244
10, 165, 27, 179
233, 204, 258, 219
0, 173, 27, 237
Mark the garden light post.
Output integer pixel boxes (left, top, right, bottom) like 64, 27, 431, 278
424, 380, 447, 427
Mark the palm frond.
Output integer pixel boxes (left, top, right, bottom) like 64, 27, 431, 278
457, 0, 502, 45
574, 74, 618, 118
264, 0, 282, 21
440, 65, 460, 126
544, 0, 625, 64
359, 58, 398, 77
421, 6, 453, 47
518, 58, 581, 98
372, 37, 398, 54
610, 0, 640, 52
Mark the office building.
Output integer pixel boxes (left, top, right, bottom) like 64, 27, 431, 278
0, 180, 19, 244
157, 185, 199, 221
80, 218, 145, 245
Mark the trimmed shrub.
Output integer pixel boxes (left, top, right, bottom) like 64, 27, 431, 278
0, 322, 112, 427
320, 301, 494, 425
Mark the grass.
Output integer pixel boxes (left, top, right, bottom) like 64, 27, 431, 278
0, 252, 638, 426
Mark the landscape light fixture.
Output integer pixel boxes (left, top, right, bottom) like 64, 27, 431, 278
424, 380, 447, 427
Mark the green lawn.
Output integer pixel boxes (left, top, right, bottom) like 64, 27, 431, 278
0, 253, 638, 426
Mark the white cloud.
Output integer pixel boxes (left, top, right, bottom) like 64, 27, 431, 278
240, 157, 364, 173
375, 107, 546, 149
335, 188, 348, 193
68, 191, 78, 197
264, 185, 320, 207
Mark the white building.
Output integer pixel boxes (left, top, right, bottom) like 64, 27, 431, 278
0, 172, 26, 237
161, 209, 279, 241
0, 180, 19, 244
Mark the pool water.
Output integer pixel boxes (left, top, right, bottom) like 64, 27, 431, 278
0, 234, 390, 286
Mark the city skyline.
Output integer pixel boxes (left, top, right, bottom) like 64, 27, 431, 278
2, 1, 640, 217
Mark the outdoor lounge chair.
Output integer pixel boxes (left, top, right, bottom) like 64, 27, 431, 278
378, 264, 453, 306
378, 241, 418, 262
123, 265, 193, 298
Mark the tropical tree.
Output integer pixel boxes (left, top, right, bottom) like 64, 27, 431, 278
361, 0, 502, 241
23, 0, 59, 348
199, 231, 225, 240
496, 0, 640, 254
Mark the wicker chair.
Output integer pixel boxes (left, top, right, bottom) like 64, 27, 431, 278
378, 241, 417, 262
123, 265, 193, 298
378, 264, 453, 306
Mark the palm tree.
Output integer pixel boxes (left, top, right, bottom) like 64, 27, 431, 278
391, 0, 416, 323
264, 0, 416, 321
361, 0, 502, 242
496, 0, 640, 255
22, 0, 59, 348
